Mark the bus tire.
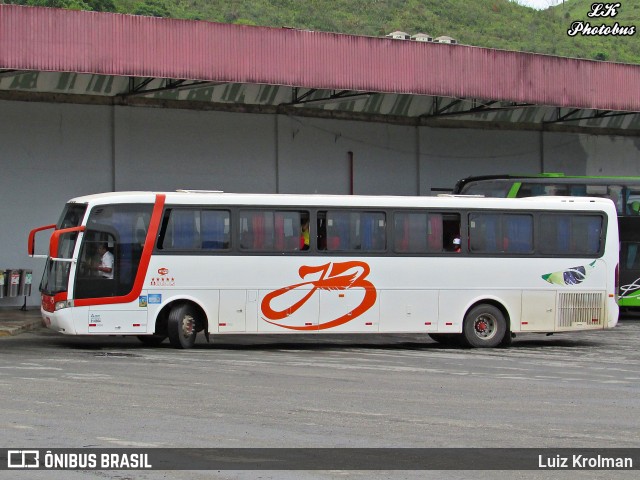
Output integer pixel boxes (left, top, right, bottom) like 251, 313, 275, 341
462, 304, 507, 348
136, 334, 167, 347
168, 303, 198, 349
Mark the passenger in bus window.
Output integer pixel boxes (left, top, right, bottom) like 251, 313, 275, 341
95, 243, 114, 279
300, 218, 310, 250
452, 236, 461, 253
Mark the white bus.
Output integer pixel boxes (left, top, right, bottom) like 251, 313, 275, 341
29, 192, 619, 349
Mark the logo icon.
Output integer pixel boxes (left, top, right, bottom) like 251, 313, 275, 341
158, 268, 169, 276
542, 261, 596, 286
261, 261, 377, 330
7, 450, 40, 469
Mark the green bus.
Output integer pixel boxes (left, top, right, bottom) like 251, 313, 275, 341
453, 173, 640, 309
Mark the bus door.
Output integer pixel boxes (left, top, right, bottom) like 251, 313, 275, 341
620, 241, 640, 305
618, 216, 640, 306
76, 230, 147, 334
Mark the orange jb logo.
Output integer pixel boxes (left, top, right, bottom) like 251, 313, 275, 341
261, 261, 377, 330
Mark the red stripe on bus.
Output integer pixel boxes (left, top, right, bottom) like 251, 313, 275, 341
74, 194, 166, 307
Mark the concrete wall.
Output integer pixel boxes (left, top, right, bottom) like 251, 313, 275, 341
1, 98, 636, 306
277, 116, 417, 195
114, 108, 278, 193
0, 100, 112, 307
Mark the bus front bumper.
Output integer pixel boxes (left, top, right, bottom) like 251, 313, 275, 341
41, 307, 77, 335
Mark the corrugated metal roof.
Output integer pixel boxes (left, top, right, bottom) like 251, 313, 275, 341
1, 4, 639, 112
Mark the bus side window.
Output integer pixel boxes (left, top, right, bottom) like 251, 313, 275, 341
321, 210, 385, 253
575, 216, 602, 254
469, 214, 499, 253
570, 185, 587, 196
201, 210, 230, 250
317, 214, 327, 251
469, 213, 531, 254
393, 213, 427, 253
172, 210, 198, 249
503, 215, 533, 253
627, 188, 640, 215
517, 183, 546, 197
539, 214, 602, 256
238, 210, 307, 253
442, 213, 460, 253
393, 212, 459, 253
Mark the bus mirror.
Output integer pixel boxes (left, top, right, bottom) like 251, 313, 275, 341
49, 226, 86, 259
28, 224, 57, 257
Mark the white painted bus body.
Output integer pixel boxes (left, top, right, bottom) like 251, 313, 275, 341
38, 192, 619, 344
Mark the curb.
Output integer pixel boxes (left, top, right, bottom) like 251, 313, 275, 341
0, 311, 43, 337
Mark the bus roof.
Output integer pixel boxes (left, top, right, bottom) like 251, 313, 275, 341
67, 190, 618, 212
454, 173, 640, 192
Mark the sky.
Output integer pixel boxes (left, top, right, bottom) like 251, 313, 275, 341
513, 0, 564, 10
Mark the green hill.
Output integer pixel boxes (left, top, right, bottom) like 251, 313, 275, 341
5, 0, 640, 63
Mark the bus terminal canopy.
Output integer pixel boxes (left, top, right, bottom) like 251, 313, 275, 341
1, 4, 640, 134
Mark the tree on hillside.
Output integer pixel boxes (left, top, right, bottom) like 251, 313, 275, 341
133, 0, 170, 17
3, 0, 116, 11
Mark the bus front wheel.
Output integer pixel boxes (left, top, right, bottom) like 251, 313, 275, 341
462, 304, 507, 348
168, 303, 198, 349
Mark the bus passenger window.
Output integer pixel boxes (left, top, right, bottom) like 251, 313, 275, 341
625, 188, 640, 215
239, 210, 308, 253
469, 214, 500, 253
159, 209, 230, 251
320, 210, 386, 253
300, 215, 310, 251
469, 213, 532, 254
393, 212, 459, 253
201, 210, 230, 249
539, 214, 602, 256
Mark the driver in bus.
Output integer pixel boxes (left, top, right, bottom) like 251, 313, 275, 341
94, 242, 114, 279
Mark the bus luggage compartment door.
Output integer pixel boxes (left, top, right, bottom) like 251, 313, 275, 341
218, 290, 248, 332
520, 291, 555, 331
88, 307, 148, 334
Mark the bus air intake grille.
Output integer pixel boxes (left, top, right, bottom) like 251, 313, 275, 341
557, 292, 605, 328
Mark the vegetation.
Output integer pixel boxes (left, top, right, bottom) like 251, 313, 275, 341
3, 0, 639, 63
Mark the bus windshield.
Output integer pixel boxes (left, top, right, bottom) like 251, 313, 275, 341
40, 203, 88, 295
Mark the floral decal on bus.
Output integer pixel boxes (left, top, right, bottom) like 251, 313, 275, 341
542, 261, 596, 286
261, 261, 377, 330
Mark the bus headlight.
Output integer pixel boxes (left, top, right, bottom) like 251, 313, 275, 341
54, 300, 73, 311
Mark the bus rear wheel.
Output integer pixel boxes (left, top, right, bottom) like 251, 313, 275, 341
168, 303, 198, 349
462, 304, 507, 348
